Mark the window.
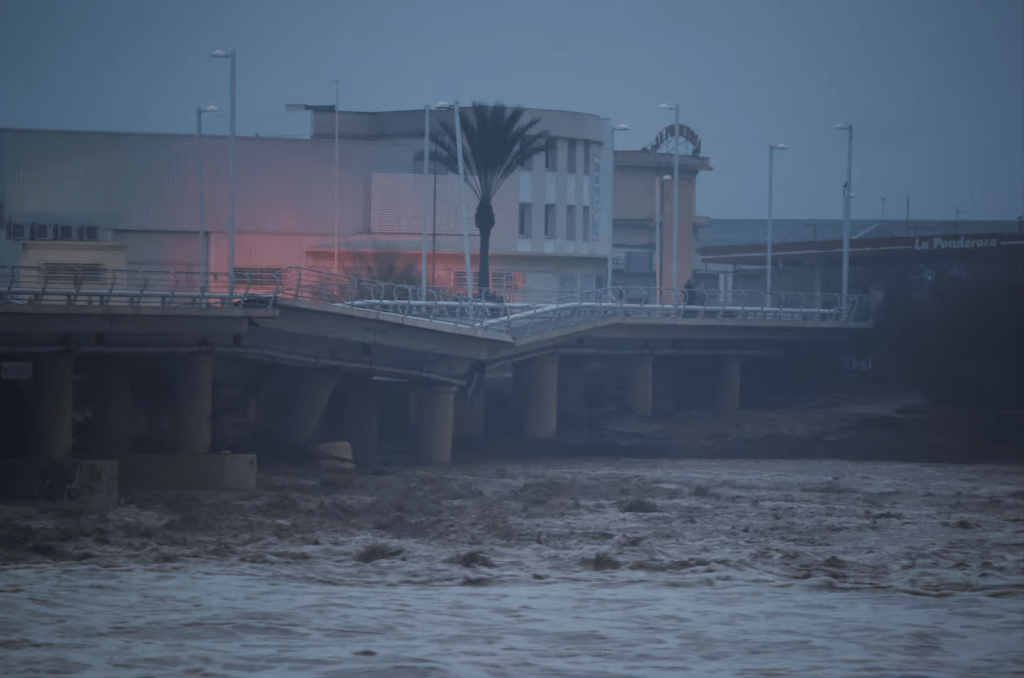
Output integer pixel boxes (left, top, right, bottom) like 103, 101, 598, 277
583, 141, 591, 174
518, 203, 532, 237
545, 139, 558, 171
567, 139, 577, 173
582, 206, 591, 241
625, 250, 654, 274
544, 204, 556, 238
566, 205, 576, 241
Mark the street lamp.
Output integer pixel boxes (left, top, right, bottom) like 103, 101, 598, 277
435, 102, 472, 297
655, 174, 671, 302
659, 103, 680, 298
420, 104, 430, 299
196, 105, 218, 294
212, 49, 236, 294
767, 143, 787, 300
333, 80, 340, 276
608, 123, 629, 292
834, 123, 853, 300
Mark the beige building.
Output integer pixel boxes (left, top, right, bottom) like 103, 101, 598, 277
1, 110, 712, 302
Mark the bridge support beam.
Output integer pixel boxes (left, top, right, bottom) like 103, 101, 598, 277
557, 357, 587, 432
168, 354, 214, 454
90, 362, 131, 460
717, 354, 741, 413
625, 355, 654, 418
418, 383, 457, 464
32, 353, 74, 462
516, 354, 559, 439
289, 370, 340, 447
343, 374, 379, 464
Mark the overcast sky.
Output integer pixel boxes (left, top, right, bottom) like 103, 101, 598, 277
1, 0, 1021, 221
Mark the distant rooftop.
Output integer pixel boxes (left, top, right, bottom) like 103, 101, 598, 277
696, 219, 1024, 248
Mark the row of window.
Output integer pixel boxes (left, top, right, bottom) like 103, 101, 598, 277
522, 139, 594, 174
518, 203, 592, 240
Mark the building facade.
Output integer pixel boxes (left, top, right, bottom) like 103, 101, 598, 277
0, 105, 622, 302
610, 124, 712, 298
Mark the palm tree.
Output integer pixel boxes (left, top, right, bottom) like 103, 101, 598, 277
430, 102, 548, 295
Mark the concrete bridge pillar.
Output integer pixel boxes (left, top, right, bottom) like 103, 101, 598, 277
516, 353, 559, 439
168, 354, 213, 455
454, 376, 486, 437
32, 353, 74, 462
717, 354, 741, 413
289, 370, 340, 447
652, 358, 676, 416
417, 383, 457, 464
342, 374, 379, 464
625, 355, 654, 418
90, 362, 131, 459
557, 357, 587, 431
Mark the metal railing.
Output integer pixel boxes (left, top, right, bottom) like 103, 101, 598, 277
0, 266, 275, 308
1, 265, 873, 334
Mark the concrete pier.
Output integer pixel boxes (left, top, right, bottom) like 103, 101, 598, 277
557, 357, 588, 431
168, 354, 213, 455
717, 354, 741, 413
417, 383, 456, 464
454, 376, 486, 437
90, 362, 131, 459
625, 355, 654, 418
289, 370, 340, 447
342, 374, 379, 464
516, 353, 559, 439
33, 353, 74, 462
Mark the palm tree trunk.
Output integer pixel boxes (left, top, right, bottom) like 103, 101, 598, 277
478, 226, 492, 295
475, 199, 496, 296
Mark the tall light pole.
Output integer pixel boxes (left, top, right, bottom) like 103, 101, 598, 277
421, 104, 430, 298
659, 103, 680, 298
607, 123, 629, 293
212, 49, 236, 294
767, 143, 787, 300
333, 80, 340, 276
654, 174, 671, 302
196, 105, 218, 294
835, 123, 853, 299
450, 101, 473, 298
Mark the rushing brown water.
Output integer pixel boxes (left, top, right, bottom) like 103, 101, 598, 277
2, 458, 1022, 677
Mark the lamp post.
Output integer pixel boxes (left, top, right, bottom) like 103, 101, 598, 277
659, 103, 680, 299
212, 49, 236, 294
196, 105, 218, 294
607, 123, 629, 294
437, 101, 473, 298
333, 80, 340, 276
767, 143, 787, 300
654, 174, 671, 303
834, 123, 853, 300
421, 104, 430, 299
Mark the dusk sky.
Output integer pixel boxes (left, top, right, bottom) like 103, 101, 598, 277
1, 0, 1021, 221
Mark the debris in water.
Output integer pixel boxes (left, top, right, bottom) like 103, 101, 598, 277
584, 552, 622, 570
450, 551, 495, 568
355, 543, 404, 563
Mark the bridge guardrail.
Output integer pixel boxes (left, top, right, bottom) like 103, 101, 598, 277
1, 265, 873, 333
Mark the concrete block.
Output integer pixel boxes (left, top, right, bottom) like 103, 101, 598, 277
75, 460, 119, 510
308, 441, 354, 461
122, 454, 257, 491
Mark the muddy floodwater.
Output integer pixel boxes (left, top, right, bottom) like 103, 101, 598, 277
2, 458, 1022, 677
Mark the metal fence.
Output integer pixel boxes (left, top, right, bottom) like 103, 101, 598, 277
1, 265, 873, 334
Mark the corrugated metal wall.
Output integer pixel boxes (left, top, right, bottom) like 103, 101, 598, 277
0, 129, 416, 237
